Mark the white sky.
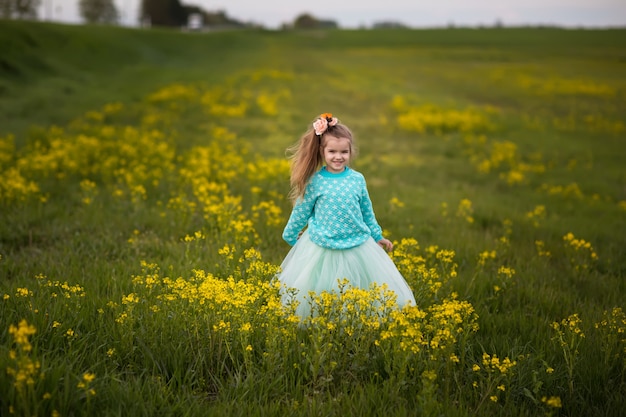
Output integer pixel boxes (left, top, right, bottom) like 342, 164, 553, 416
40, 0, 626, 28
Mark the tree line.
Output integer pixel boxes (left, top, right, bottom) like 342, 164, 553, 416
0, 0, 347, 29
0, 0, 248, 26
1, 0, 40, 19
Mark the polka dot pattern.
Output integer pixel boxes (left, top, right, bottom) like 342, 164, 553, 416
282, 167, 384, 249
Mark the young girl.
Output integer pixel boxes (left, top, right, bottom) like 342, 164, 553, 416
277, 113, 416, 317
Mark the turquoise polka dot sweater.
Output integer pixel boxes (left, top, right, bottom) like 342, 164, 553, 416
282, 167, 384, 249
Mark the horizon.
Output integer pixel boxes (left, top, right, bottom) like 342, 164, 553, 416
37, 0, 626, 29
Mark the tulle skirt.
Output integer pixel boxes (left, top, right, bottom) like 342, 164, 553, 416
276, 230, 416, 318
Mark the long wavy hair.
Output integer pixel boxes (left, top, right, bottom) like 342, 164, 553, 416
286, 117, 356, 203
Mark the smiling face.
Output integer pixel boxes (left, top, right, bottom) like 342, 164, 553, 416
321, 135, 351, 173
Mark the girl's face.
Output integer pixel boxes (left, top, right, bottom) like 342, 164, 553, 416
322, 135, 351, 173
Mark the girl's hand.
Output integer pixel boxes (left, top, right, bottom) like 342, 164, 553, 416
377, 238, 393, 252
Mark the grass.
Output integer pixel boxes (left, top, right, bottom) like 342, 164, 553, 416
1, 20, 625, 416
0, 20, 269, 142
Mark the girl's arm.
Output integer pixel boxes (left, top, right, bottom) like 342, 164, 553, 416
359, 178, 384, 243
361, 189, 393, 251
282, 186, 317, 246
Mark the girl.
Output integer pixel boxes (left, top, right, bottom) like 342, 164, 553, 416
277, 113, 416, 317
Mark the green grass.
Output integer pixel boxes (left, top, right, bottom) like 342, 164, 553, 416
0, 20, 270, 142
1, 20, 625, 416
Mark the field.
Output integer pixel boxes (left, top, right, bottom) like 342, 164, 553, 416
1, 20, 625, 416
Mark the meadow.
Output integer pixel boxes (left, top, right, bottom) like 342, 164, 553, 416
0, 21, 625, 416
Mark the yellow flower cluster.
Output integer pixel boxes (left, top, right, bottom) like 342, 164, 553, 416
252, 200, 283, 227
497, 266, 515, 279
525, 205, 546, 227
390, 238, 458, 306
79, 179, 98, 205
552, 313, 585, 339
540, 183, 584, 199
77, 372, 97, 397
515, 74, 615, 98
6, 320, 40, 394
534, 240, 551, 258
388, 196, 405, 209
36, 273, 86, 299
477, 250, 497, 267
456, 198, 474, 224
563, 232, 598, 271
0, 134, 41, 202
392, 97, 494, 135
256, 90, 292, 116
471, 351, 517, 408
0, 167, 41, 203
8, 319, 37, 353
595, 307, 626, 338
594, 307, 626, 366
426, 296, 479, 350
480, 352, 517, 374
563, 233, 597, 255
541, 396, 562, 408
463, 135, 545, 186
148, 84, 199, 103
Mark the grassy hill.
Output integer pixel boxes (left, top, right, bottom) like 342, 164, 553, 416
0, 20, 268, 140
2, 21, 624, 140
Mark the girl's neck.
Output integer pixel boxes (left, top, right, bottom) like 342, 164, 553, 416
320, 166, 350, 177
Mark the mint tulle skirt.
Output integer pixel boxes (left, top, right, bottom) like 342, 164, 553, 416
276, 230, 416, 318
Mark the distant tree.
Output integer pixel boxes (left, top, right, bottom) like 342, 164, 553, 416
0, 0, 11, 17
181, 4, 202, 18
140, 0, 186, 27
291, 13, 337, 29
293, 13, 318, 29
318, 19, 338, 29
203, 9, 246, 28
79, 0, 118, 24
139, 0, 249, 29
0, 0, 40, 19
372, 20, 408, 29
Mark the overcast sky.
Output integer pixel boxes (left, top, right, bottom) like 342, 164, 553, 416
40, 0, 626, 28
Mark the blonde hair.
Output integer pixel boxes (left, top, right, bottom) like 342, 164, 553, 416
287, 118, 355, 203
